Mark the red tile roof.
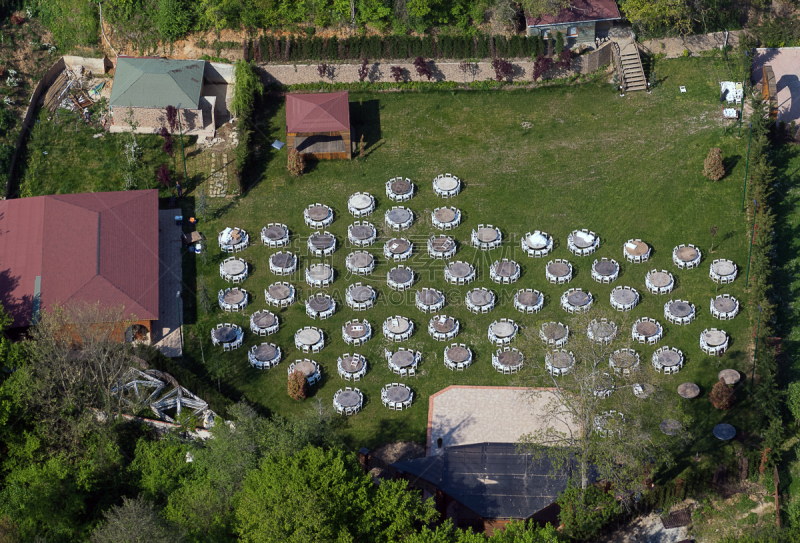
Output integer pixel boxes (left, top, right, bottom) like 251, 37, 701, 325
0, 190, 159, 327
286, 91, 350, 133
526, 0, 621, 26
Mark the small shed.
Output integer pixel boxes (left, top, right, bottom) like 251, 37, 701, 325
286, 91, 352, 160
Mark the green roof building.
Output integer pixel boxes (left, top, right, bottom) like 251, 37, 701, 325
110, 58, 206, 109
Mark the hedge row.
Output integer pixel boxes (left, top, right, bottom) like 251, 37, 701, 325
250, 33, 553, 63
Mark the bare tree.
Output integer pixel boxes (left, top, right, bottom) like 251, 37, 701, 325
517, 307, 689, 502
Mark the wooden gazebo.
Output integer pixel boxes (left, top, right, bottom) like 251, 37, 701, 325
286, 91, 351, 160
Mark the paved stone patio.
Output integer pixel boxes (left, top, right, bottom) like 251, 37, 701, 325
753, 48, 800, 125
152, 210, 184, 357
427, 386, 577, 456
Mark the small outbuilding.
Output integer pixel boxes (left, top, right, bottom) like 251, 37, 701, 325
286, 91, 352, 160
525, 0, 621, 46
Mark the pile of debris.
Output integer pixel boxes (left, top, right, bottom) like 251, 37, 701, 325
42, 65, 103, 113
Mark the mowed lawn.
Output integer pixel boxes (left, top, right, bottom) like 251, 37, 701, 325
183, 53, 758, 458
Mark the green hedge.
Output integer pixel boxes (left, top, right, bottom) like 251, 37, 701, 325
258, 33, 539, 62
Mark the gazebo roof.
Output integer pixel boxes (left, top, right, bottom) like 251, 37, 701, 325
286, 92, 350, 133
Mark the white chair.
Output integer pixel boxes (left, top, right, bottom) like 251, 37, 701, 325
386, 177, 415, 202
347, 221, 377, 247
521, 230, 553, 258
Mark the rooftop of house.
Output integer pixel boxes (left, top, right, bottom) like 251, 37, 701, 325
0, 190, 160, 327
110, 57, 206, 109
526, 0, 621, 27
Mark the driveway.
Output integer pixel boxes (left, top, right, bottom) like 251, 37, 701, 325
152, 210, 183, 357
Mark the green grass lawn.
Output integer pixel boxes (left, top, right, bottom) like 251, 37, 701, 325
180, 53, 758, 463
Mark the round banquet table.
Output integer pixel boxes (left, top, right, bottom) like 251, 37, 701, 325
704, 330, 727, 347
712, 260, 736, 276
252, 311, 276, 329
308, 296, 332, 312
612, 288, 636, 305
387, 208, 412, 224
418, 289, 441, 305
448, 262, 472, 278
590, 321, 615, 340
714, 423, 736, 441
611, 351, 637, 369
549, 351, 573, 369
345, 322, 368, 339
337, 390, 361, 407
660, 419, 682, 436
223, 259, 246, 276
493, 321, 516, 338
349, 193, 372, 211
669, 301, 692, 317
391, 351, 415, 368
340, 356, 364, 373
263, 225, 287, 241
223, 289, 245, 304
676, 246, 698, 262
308, 264, 333, 281
497, 350, 522, 367
391, 179, 412, 195
435, 208, 456, 223
517, 291, 539, 307
253, 344, 277, 361
309, 233, 334, 250
543, 323, 566, 341
389, 267, 412, 283
296, 328, 322, 346
525, 234, 547, 249
718, 369, 740, 385
636, 321, 658, 338
447, 346, 470, 363
386, 317, 411, 334
437, 176, 458, 190
432, 317, 456, 333
268, 284, 292, 300
477, 227, 499, 243
568, 291, 590, 307
658, 350, 681, 368
430, 237, 454, 251
214, 326, 237, 343
594, 260, 617, 276
386, 385, 410, 403
294, 360, 317, 378
307, 205, 330, 221
470, 290, 493, 307
649, 272, 672, 288
626, 240, 649, 257
350, 286, 374, 302
386, 238, 410, 254
348, 252, 373, 268
494, 261, 517, 277
350, 224, 374, 240
548, 262, 570, 278
678, 382, 700, 399
714, 297, 737, 313
271, 253, 294, 270
572, 233, 595, 248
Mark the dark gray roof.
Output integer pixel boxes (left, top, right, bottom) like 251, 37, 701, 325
393, 442, 594, 520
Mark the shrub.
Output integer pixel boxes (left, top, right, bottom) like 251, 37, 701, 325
287, 148, 305, 177
555, 31, 565, 54
703, 147, 725, 181
165, 105, 178, 132
156, 0, 194, 42
160, 127, 174, 158
532, 55, 553, 81
357, 58, 370, 82
710, 379, 735, 410
317, 63, 328, 79
492, 58, 513, 82
157, 164, 171, 188
288, 370, 307, 400
390, 66, 404, 82
558, 485, 621, 541
556, 49, 573, 69
413, 56, 432, 80
788, 382, 800, 423
243, 39, 250, 62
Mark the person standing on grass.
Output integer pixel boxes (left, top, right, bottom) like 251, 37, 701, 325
176, 182, 183, 198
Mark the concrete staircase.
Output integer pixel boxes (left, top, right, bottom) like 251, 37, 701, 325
616, 38, 647, 92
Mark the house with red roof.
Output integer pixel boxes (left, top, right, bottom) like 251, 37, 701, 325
286, 91, 352, 160
0, 190, 159, 341
525, 0, 621, 47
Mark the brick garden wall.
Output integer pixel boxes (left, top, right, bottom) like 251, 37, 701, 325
110, 106, 202, 133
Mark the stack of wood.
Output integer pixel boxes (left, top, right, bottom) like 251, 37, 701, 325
42, 70, 72, 112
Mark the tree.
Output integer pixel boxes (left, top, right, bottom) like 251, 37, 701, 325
358, 58, 370, 82
491, 58, 514, 82
390, 66, 404, 82
91, 496, 185, 543
518, 308, 688, 501
703, 147, 725, 181
532, 55, 553, 81
235, 446, 438, 543
787, 382, 800, 424
619, 0, 692, 36
287, 370, 307, 400
157, 164, 171, 188
165, 105, 178, 133
231, 60, 263, 118
554, 31, 564, 55
709, 379, 735, 410
160, 127, 174, 158
557, 485, 620, 541
518, 0, 571, 18
413, 56, 433, 80
287, 149, 305, 177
